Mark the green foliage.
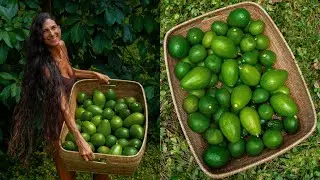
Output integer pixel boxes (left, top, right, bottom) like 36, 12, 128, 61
0, 1, 40, 163
52, 0, 160, 119
160, 0, 320, 179
0, 1, 39, 108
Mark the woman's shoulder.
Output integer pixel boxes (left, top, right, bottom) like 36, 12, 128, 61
59, 40, 66, 47
59, 40, 68, 54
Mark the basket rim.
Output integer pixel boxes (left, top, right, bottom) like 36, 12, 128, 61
163, 1, 317, 179
59, 78, 149, 160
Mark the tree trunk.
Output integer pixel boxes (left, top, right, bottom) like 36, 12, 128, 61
41, 0, 52, 13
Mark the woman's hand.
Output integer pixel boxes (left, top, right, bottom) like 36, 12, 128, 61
72, 68, 111, 83
96, 72, 110, 84
60, 89, 95, 161
75, 137, 95, 161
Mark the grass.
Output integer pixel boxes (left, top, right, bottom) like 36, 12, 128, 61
160, 0, 320, 179
1, 120, 160, 180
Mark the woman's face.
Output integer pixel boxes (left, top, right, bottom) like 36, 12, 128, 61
42, 19, 61, 47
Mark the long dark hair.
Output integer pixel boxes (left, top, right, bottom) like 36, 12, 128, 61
8, 12, 65, 163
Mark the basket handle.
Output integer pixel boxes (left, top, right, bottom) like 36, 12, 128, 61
93, 153, 112, 164
100, 84, 116, 87
89, 78, 117, 87
89, 153, 139, 167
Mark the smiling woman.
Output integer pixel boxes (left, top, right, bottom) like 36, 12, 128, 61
7, 12, 110, 180
42, 19, 61, 47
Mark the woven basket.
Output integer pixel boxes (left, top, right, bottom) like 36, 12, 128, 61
163, 2, 317, 179
59, 79, 148, 175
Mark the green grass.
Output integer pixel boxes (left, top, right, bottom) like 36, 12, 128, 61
160, 0, 320, 179
1, 120, 160, 180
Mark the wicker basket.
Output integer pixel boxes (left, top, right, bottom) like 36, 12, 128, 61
59, 79, 148, 175
163, 2, 317, 179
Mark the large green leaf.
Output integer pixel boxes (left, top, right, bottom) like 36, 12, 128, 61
8, 31, 17, 48
65, 1, 78, 14
114, 7, 124, 24
88, 16, 104, 26
13, 40, 22, 50
122, 25, 132, 42
92, 33, 106, 54
0, 43, 8, 64
70, 22, 85, 43
115, 2, 125, 11
26, 0, 40, 9
2, 31, 12, 48
0, 1, 18, 22
144, 86, 155, 100
53, 0, 65, 14
143, 16, 155, 34
105, 38, 112, 50
132, 15, 144, 32
12, 28, 26, 41
0, 72, 15, 80
94, 1, 107, 15
104, 6, 116, 25
63, 15, 81, 26
22, 29, 29, 37
61, 28, 70, 42
0, 85, 11, 103
141, 0, 151, 6
92, 33, 112, 54
4, 26, 13, 31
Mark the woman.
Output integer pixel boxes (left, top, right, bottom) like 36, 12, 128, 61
8, 13, 109, 180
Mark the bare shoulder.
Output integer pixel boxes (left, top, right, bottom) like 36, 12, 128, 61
59, 40, 66, 46
59, 40, 68, 52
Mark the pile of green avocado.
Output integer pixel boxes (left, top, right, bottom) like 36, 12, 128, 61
168, 7, 299, 168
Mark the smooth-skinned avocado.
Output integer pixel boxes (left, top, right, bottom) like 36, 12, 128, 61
211, 36, 238, 59
180, 67, 212, 90
260, 69, 288, 91
270, 93, 298, 117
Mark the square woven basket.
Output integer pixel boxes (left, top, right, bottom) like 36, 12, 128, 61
163, 1, 317, 179
59, 79, 148, 175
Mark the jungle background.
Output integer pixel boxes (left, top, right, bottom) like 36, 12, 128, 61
160, 0, 320, 179
0, 0, 160, 179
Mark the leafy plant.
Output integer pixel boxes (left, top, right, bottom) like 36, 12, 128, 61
52, 0, 160, 121
0, 1, 40, 166
0, 0, 160, 178
0, 0, 39, 108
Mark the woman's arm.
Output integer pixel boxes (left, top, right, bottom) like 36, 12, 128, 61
59, 40, 110, 84
72, 68, 97, 79
73, 68, 110, 84
60, 91, 94, 161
